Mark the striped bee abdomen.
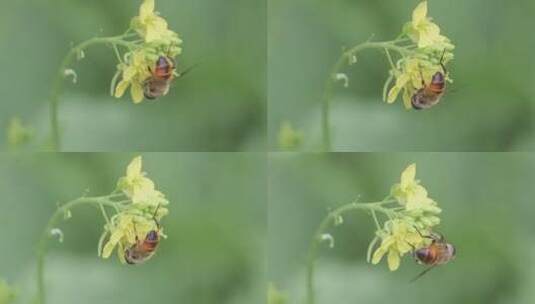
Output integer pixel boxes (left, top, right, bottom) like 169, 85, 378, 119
415, 247, 438, 265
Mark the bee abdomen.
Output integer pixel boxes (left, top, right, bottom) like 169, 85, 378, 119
429, 72, 445, 93
142, 240, 159, 253
415, 248, 437, 265
155, 56, 174, 79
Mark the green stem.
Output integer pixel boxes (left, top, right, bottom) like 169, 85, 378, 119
320, 40, 413, 151
48, 35, 136, 151
36, 195, 120, 304
305, 199, 396, 304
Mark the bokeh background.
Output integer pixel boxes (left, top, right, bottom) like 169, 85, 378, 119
0, 153, 266, 304
0, 0, 266, 151
269, 0, 535, 151
269, 153, 535, 303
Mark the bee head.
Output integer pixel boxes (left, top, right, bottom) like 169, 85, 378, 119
411, 93, 424, 110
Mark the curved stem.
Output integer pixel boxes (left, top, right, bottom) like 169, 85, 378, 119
36, 196, 119, 304
48, 35, 136, 151
305, 199, 396, 304
320, 40, 413, 151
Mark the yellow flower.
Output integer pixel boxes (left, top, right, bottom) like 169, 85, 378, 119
371, 220, 426, 271
6, 117, 33, 148
268, 283, 287, 304
114, 50, 151, 104
278, 121, 303, 151
0, 279, 16, 304
100, 211, 163, 264
404, 1, 454, 50
386, 57, 444, 109
117, 156, 169, 206
131, 0, 183, 53
391, 163, 429, 205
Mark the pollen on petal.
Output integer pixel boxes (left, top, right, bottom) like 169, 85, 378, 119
131, 83, 145, 104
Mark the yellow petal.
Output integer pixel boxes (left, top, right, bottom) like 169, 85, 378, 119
387, 74, 410, 103
402, 87, 412, 109
114, 80, 130, 98
139, 0, 155, 20
371, 246, 387, 265
400, 164, 416, 187
387, 249, 401, 271
101, 230, 122, 259
418, 23, 442, 48
131, 82, 145, 104
126, 156, 143, 178
396, 239, 412, 254
371, 237, 395, 264
387, 85, 401, 104
412, 1, 428, 26
101, 242, 116, 259
144, 17, 170, 42
117, 242, 127, 264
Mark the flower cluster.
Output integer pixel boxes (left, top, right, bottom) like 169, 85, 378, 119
278, 122, 303, 151
385, 1, 455, 109
113, 0, 183, 103
99, 156, 169, 264
370, 164, 442, 271
6, 117, 33, 149
0, 279, 15, 304
268, 284, 287, 304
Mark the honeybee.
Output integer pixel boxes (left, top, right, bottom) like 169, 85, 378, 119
143, 56, 176, 100
411, 230, 456, 282
411, 52, 448, 110
124, 206, 162, 265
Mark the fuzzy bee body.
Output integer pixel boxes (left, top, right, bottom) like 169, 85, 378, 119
125, 230, 160, 265
414, 240, 455, 266
143, 56, 175, 100
411, 71, 446, 110
411, 50, 449, 110
410, 231, 455, 282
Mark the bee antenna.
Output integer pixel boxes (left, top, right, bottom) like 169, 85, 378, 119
439, 49, 447, 63
417, 65, 426, 87
412, 226, 438, 242
410, 265, 437, 283
439, 49, 448, 74
178, 63, 200, 78
152, 204, 162, 229
133, 222, 139, 241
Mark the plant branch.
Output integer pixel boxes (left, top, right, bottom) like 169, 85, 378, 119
305, 199, 396, 304
320, 39, 413, 151
48, 34, 136, 151
36, 195, 119, 304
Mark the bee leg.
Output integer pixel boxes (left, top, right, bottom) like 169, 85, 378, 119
405, 241, 418, 259
152, 204, 162, 230
435, 232, 446, 242
413, 227, 439, 242
410, 265, 437, 283
168, 56, 176, 69
133, 224, 139, 242
418, 66, 426, 87
439, 49, 448, 75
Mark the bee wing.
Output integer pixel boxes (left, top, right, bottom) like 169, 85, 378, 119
410, 265, 437, 283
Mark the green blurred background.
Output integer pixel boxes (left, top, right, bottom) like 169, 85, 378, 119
269, 153, 535, 303
0, 153, 265, 304
269, 0, 535, 151
0, 0, 266, 151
